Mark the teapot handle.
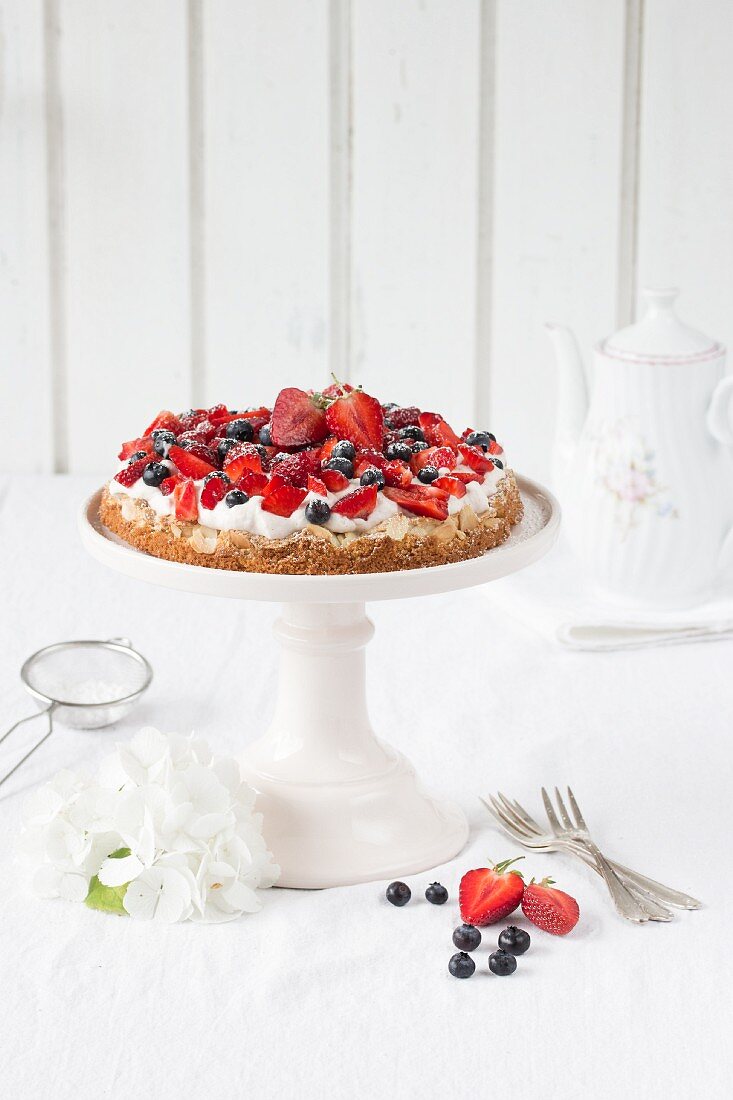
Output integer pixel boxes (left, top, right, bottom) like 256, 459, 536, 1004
707, 376, 733, 445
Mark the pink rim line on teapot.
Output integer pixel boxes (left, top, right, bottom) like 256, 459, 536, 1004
547, 288, 733, 610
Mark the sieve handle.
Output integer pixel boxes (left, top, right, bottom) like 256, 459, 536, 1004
0, 704, 55, 791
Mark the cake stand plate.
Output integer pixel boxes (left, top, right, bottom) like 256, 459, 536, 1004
80, 476, 559, 888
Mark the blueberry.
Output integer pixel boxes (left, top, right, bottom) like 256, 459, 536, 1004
411, 440, 429, 454
385, 441, 412, 462
305, 499, 331, 525
331, 439, 356, 461
492, 457, 504, 470
448, 952, 476, 979
142, 462, 168, 487
225, 489, 249, 508
259, 424, 273, 447
151, 428, 176, 454
325, 456, 354, 479
398, 425, 426, 443
203, 471, 231, 485
360, 467, 385, 490
465, 431, 492, 451
452, 924, 482, 952
497, 926, 530, 955
418, 466, 440, 484
425, 882, 448, 905
225, 418, 254, 442
488, 949, 517, 976
382, 402, 398, 412
386, 881, 411, 907
217, 438, 238, 462
255, 443, 268, 462
127, 450, 147, 464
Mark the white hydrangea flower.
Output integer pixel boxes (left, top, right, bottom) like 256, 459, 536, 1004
16, 728, 279, 924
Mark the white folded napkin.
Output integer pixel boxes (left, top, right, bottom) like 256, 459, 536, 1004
483, 542, 733, 651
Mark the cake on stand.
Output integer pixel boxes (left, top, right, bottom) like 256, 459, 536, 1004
80, 475, 559, 888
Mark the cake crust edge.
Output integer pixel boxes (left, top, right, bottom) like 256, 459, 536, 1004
99, 471, 523, 576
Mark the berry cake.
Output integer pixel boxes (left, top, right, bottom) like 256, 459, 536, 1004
100, 383, 523, 575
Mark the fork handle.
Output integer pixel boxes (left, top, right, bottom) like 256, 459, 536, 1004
565, 846, 672, 921
603, 860, 702, 910
582, 840, 650, 923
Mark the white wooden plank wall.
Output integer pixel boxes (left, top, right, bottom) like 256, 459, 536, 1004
1, 0, 733, 476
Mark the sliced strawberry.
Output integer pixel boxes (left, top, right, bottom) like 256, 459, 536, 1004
385, 406, 421, 429
176, 438, 220, 469
177, 430, 208, 446
411, 445, 456, 474
382, 460, 413, 488
318, 436, 340, 464
489, 439, 503, 455
224, 442, 265, 481
178, 409, 209, 433
190, 418, 218, 443
307, 474, 328, 496
521, 877, 579, 936
458, 443, 494, 475
419, 411, 461, 449
200, 475, 230, 511
383, 484, 450, 521
159, 474, 183, 496
320, 466, 350, 492
432, 475, 466, 498
143, 410, 182, 437
118, 436, 153, 461
271, 450, 321, 488
322, 381, 354, 399
331, 484, 378, 519
353, 449, 389, 477
325, 389, 384, 451
168, 444, 217, 480
207, 403, 230, 423
235, 470, 268, 497
271, 387, 328, 446
173, 477, 198, 522
451, 469, 480, 484
261, 482, 307, 517
459, 858, 525, 926
114, 455, 151, 487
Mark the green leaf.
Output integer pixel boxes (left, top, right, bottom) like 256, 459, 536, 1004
84, 848, 132, 916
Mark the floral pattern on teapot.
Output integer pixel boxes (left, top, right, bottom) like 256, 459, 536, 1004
589, 417, 678, 540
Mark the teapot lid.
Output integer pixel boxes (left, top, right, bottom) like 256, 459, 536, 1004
600, 288, 723, 364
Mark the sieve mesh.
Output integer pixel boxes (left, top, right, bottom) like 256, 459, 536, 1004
22, 641, 150, 707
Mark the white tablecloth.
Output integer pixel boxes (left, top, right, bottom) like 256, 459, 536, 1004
0, 475, 730, 1100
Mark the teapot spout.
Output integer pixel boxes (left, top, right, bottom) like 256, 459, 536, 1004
545, 324, 589, 483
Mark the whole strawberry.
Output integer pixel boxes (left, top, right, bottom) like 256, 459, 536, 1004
521, 877, 579, 936
459, 857, 525, 926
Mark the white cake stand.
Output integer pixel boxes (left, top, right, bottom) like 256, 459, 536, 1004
79, 476, 559, 888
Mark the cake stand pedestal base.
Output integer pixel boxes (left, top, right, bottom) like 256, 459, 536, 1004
239, 602, 468, 889
81, 475, 559, 890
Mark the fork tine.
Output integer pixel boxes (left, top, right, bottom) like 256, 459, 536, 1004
554, 786, 574, 829
541, 787, 563, 834
485, 795, 536, 839
496, 793, 539, 836
566, 786, 588, 830
509, 797, 546, 835
480, 798, 551, 847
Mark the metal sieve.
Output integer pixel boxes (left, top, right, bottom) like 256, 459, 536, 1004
0, 637, 152, 790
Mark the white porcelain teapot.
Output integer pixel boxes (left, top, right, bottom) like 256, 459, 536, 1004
547, 288, 733, 608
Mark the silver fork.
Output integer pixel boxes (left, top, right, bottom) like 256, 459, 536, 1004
482, 794, 668, 921
542, 786, 666, 923
486, 792, 700, 910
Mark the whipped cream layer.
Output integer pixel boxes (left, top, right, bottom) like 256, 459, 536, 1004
108, 461, 507, 539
